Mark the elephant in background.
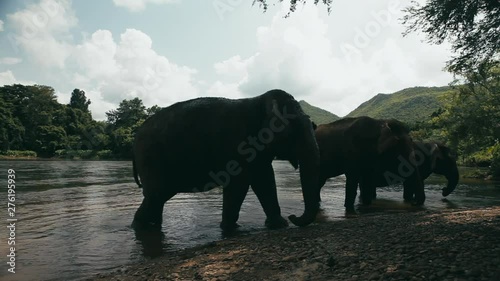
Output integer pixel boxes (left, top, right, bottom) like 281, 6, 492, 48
314, 116, 425, 211
363, 141, 459, 201
131, 89, 320, 231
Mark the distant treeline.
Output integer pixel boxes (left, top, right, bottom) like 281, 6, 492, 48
0, 84, 161, 159
0, 77, 498, 178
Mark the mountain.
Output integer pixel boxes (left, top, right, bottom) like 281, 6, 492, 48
299, 100, 340, 125
346, 86, 453, 123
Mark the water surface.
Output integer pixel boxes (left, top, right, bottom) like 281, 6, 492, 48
0, 161, 499, 281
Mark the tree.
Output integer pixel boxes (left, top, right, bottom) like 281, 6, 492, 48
403, 0, 499, 74
253, 0, 333, 15
69, 88, 91, 113
255, 1, 499, 74
106, 98, 147, 128
0, 93, 24, 151
433, 64, 500, 171
105, 98, 148, 158
146, 105, 162, 117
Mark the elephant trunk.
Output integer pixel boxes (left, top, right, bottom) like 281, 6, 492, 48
288, 117, 321, 227
442, 161, 459, 196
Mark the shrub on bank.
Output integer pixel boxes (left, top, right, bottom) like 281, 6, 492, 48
96, 150, 113, 159
465, 149, 494, 167
2, 150, 38, 158
54, 149, 116, 160
490, 142, 500, 178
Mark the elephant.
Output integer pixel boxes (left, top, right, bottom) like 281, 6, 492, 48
362, 141, 459, 201
131, 89, 320, 231
314, 116, 425, 211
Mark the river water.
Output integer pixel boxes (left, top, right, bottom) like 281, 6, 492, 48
0, 160, 499, 281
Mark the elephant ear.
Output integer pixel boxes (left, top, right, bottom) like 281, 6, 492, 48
266, 98, 280, 117
429, 143, 444, 170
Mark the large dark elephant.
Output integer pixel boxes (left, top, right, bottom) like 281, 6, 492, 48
363, 141, 459, 201
315, 116, 425, 211
131, 89, 320, 231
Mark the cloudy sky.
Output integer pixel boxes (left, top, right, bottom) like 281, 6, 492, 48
0, 0, 454, 120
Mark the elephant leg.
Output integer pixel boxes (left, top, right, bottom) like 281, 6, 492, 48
318, 176, 327, 203
403, 181, 415, 202
413, 183, 426, 206
250, 163, 288, 229
359, 177, 374, 206
132, 189, 175, 230
220, 181, 250, 231
344, 172, 359, 212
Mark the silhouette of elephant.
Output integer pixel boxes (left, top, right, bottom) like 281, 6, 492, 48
131, 89, 321, 231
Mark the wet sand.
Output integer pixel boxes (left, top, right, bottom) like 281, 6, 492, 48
87, 206, 500, 281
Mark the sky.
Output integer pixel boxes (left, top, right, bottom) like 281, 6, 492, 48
0, 0, 454, 120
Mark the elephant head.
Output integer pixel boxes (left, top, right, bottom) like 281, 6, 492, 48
344, 117, 407, 159
381, 119, 425, 204
261, 90, 321, 227
348, 118, 425, 204
428, 142, 459, 196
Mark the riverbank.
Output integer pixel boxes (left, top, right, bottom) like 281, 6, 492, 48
0, 156, 127, 161
87, 207, 500, 281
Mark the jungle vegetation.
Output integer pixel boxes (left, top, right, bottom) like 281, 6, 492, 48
1, 80, 498, 179
1, 0, 498, 177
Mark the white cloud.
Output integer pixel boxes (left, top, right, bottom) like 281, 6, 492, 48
214, 55, 256, 81
0, 57, 23, 65
0, 71, 17, 85
113, 0, 177, 12
210, 2, 454, 116
71, 28, 199, 120
0, 70, 36, 86
7, 0, 77, 68
0, 20, 4, 32
5, 1, 199, 121
207, 54, 257, 98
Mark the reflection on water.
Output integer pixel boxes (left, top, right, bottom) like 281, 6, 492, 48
0, 160, 499, 281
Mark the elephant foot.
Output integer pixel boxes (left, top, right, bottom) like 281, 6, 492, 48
414, 192, 426, 206
403, 195, 415, 203
345, 206, 357, 215
360, 196, 372, 206
131, 218, 162, 231
219, 221, 241, 232
265, 216, 289, 229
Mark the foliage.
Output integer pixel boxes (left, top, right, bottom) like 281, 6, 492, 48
253, 0, 333, 15
403, 0, 499, 74
412, 64, 500, 176
0, 83, 164, 159
146, 105, 162, 117
69, 88, 91, 112
400, 0, 499, 176
346, 86, 452, 124
106, 98, 147, 128
96, 150, 114, 159
491, 142, 500, 177
299, 100, 339, 125
105, 98, 155, 158
2, 150, 37, 157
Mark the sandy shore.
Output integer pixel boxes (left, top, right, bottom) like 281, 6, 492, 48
87, 207, 500, 281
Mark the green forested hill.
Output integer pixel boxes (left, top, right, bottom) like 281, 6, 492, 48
299, 100, 340, 125
346, 86, 453, 123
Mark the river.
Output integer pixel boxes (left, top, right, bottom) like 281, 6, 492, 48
0, 160, 499, 281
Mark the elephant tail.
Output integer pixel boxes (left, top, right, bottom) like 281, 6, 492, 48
133, 158, 143, 188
